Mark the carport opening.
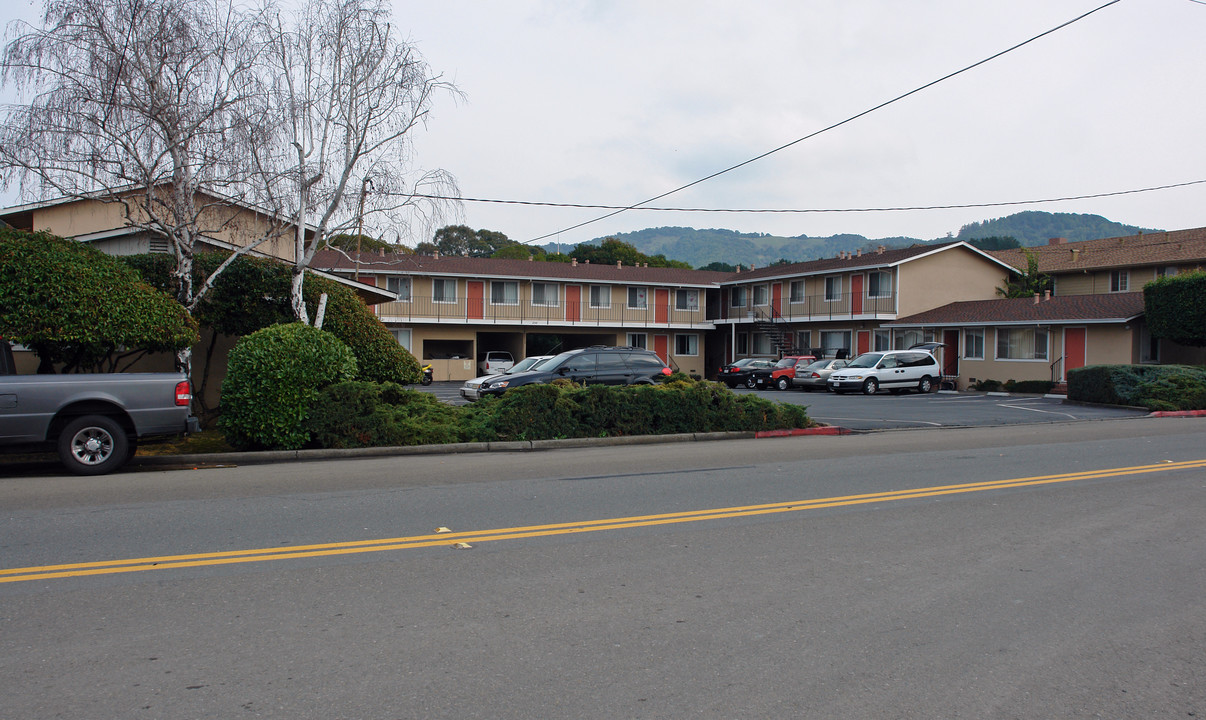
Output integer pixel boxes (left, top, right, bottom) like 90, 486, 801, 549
423, 339, 472, 360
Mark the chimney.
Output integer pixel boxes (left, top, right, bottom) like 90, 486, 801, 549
1033, 293, 1041, 304
877, 245, 886, 254
735, 266, 741, 273
433, 250, 440, 259
1048, 237, 1067, 245
528, 254, 533, 261
378, 247, 385, 257
616, 261, 622, 268
856, 248, 862, 257
1070, 248, 1080, 261
1044, 289, 1051, 301
584, 259, 590, 264
571, 258, 578, 267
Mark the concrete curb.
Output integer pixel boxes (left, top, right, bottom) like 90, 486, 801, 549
1148, 409, 1206, 418
131, 427, 848, 469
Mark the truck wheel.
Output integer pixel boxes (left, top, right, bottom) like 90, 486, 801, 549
57, 415, 130, 476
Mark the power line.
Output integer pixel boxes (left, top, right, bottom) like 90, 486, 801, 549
523, 0, 1124, 245
406, 177, 1206, 215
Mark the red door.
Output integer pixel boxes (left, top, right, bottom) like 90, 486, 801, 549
1064, 327, 1086, 379
943, 330, 960, 378
856, 330, 870, 355
565, 285, 580, 322
655, 288, 669, 324
851, 275, 863, 315
653, 334, 669, 363
772, 283, 782, 317
467, 281, 483, 320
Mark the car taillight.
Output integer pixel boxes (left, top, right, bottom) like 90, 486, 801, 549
175, 380, 192, 406
729, 367, 739, 372
661, 367, 672, 375
811, 372, 821, 378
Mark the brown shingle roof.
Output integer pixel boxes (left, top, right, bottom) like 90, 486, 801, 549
888, 292, 1145, 327
311, 250, 731, 286
720, 241, 1011, 283
989, 228, 1206, 274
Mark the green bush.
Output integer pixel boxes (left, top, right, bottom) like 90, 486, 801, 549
1003, 379, 1055, 394
1145, 271, 1206, 347
304, 381, 486, 447
1068, 364, 1206, 410
972, 379, 1003, 391
305, 275, 422, 385
219, 323, 358, 450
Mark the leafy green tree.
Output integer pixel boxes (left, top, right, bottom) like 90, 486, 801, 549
327, 234, 411, 254
967, 236, 1021, 251
697, 261, 738, 272
0, 230, 198, 372
492, 244, 545, 260
1145, 271, 1206, 347
996, 248, 1052, 298
432, 225, 516, 257
568, 238, 688, 268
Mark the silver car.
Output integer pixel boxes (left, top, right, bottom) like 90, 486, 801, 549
460, 355, 554, 401
793, 358, 848, 391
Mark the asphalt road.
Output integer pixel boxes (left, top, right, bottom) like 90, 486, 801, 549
2, 417, 1203, 719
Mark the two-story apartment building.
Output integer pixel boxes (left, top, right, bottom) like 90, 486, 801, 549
311, 249, 729, 381
714, 242, 1014, 376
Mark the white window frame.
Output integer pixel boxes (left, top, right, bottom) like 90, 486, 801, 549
820, 330, 851, 354
824, 276, 842, 302
995, 327, 1049, 361
628, 286, 648, 310
867, 271, 892, 298
751, 332, 774, 355
589, 284, 611, 309
627, 332, 647, 349
730, 287, 747, 308
752, 284, 769, 307
873, 329, 891, 352
1110, 270, 1129, 293
432, 278, 457, 304
964, 328, 985, 360
531, 282, 560, 307
735, 333, 749, 355
490, 280, 518, 306
386, 276, 411, 301
674, 333, 699, 356
390, 328, 412, 351
675, 288, 699, 311
789, 280, 806, 303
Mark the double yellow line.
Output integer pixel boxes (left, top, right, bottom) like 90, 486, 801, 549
4, 459, 1203, 584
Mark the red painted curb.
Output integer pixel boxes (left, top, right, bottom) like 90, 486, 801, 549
755, 426, 849, 438
1149, 409, 1206, 418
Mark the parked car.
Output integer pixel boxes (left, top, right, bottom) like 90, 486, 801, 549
459, 355, 554, 402
793, 358, 849, 391
827, 349, 940, 395
476, 346, 671, 397
477, 350, 514, 375
752, 355, 817, 390
717, 358, 776, 388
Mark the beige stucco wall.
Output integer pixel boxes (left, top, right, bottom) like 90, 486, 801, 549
953, 324, 1135, 388
896, 250, 1008, 316
1053, 268, 1158, 296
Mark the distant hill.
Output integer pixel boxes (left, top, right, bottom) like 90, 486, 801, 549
954, 211, 1160, 247
539, 211, 1166, 268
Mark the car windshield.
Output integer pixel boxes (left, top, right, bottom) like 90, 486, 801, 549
774, 358, 795, 368
732, 358, 756, 367
802, 360, 828, 371
846, 353, 883, 369
505, 356, 546, 374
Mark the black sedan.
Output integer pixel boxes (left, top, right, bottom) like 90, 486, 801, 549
717, 358, 776, 388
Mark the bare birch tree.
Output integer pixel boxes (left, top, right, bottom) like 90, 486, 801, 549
0, 0, 264, 371
245, 0, 459, 324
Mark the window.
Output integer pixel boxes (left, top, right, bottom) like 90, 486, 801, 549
675, 289, 699, 311
627, 332, 647, 349
820, 330, 851, 355
735, 333, 749, 355
675, 334, 698, 356
1110, 270, 1129, 293
867, 271, 891, 298
628, 286, 648, 309
532, 282, 559, 307
894, 330, 924, 350
789, 280, 806, 303
753, 284, 769, 306
797, 330, 812, 351
964, 328, 985, 359
996, 328, 1048, 360
874, 330, 890, 352
589, 285, 611, 308
390, 328, 411, 351
752, 333, 773, 355
491, 281, 518, 305
824, 276, 842, 302
730, 287, 747, 308
385, 276, 410, 301
432, 278, 456, 303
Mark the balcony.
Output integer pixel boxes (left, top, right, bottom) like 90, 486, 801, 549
377, 297, 710, 328
721, 291, 897, 322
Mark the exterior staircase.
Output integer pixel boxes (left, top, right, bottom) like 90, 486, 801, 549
753, 309, 795, 356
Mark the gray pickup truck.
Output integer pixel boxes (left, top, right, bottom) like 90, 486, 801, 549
0, 342, 199, 475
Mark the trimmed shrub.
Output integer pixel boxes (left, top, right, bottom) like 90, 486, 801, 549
305, 275, 422, 385
1068, 364, 1206, 410
1145, 271, 1206, 347
304, 381, 484, 447
220, 323, 358, 450
1003, 379, 1055, 394
972, 379, 1003, 392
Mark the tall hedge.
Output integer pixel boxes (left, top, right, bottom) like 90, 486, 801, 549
1068, 364, 1206, 411
219, 323, 358, 450
0, 229, 197, 372
1145, 271, 1206, 347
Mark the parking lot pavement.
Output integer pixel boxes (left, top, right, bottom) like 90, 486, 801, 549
731, 386, 1149, 431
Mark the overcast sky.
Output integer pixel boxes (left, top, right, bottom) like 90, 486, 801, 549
4, 0, 1205, 248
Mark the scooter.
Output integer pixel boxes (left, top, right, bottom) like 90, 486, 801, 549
419, 363, 433, 386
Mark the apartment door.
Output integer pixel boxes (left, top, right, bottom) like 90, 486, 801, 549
772, 283, 782, 317
851, 275, 863, 315
653, 334, 669, 363
655, 288, 669, 324
467, 281, 484, 320
1064, 327, 1087, 380
856, 330, 870, 355
565, 285, 581, 322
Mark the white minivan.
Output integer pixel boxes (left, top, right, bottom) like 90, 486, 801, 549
827, 349, 940, 395
477, 350, 514, 375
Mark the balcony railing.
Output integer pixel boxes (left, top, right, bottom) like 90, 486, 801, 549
377, 297, 707, 327
722, 291, 897, 321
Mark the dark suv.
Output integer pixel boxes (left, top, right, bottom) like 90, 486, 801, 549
476, 346, 671, 397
